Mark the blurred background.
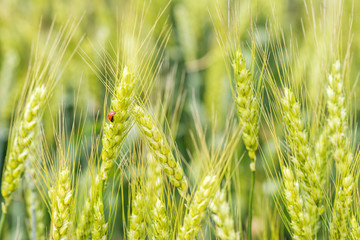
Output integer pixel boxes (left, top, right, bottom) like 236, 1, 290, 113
0, 0, 359, 239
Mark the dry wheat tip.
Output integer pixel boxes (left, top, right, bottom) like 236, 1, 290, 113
177, 175, 217, 240
49, 167, 73, 240
132, 105, 188, 197
232, 51, 259, 170
1, 86, 46, 202
209, 189, 238, 240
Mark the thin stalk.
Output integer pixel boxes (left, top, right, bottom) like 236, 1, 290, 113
248, 165, 255, 240
0, 206, 7, 237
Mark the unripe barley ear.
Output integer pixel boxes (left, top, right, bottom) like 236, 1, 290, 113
1, 86, 46, 202
232, 51, 259, 169
132, 104, 188, 197
177, 175, 217, 240
209, 189, 239, 240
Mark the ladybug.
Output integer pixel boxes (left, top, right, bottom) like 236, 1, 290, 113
108, 111, 116, 122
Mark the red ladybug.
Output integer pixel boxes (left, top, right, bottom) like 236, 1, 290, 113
108, 111, 116, 122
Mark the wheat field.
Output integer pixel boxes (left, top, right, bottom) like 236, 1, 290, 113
0, 0, 360, 239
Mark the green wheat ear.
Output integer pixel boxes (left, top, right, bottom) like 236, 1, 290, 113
326, 60, 351, 173
92, 195, 107, 240
132, 104, 188, 197
281, 87, 324, 236
209, 189, 239, 240
327, 60, 354, 239
232, 50, 259, 240
1, 86, 46, 203
282, 167, 311, 240
146, 153, 170, 240
177, 175, 217, 240
351, 216, 360, 239
24, 128, 46, 240
128, 191, 146, 240
232, 51, 259, 169
77, 66, 135, 239
49, 167, 73, 240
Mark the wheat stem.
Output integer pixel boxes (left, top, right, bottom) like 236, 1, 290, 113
248, 169, 255, 240
0, 208, 7, 238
